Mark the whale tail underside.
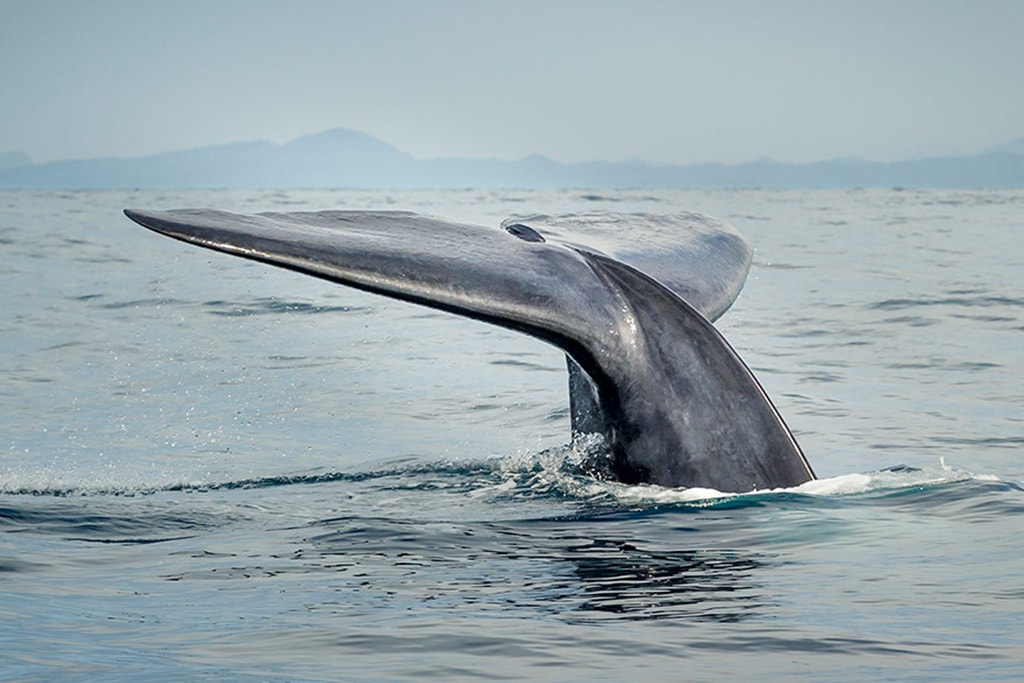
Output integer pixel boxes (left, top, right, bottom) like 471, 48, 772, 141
124, 208, 815, 492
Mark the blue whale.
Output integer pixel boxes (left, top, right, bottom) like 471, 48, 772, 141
125, 208, 815, 492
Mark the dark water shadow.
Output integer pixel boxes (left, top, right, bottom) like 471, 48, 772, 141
550, 535, 767, 623
0, 497, 241, 544
298, 516, 772, 624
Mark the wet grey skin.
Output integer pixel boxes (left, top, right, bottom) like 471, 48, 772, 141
124, 208, 815, 492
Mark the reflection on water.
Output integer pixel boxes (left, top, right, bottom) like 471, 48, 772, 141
300, 517, 769, 624
563, 538, 765, 622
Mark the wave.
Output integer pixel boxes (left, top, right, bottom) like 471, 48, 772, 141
871, 294, 1024, 310
202, 298, 370, 317
3, 447, 1020, 562
2, 444, 1013, 509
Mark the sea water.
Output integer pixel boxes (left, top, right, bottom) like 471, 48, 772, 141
1, 188, 1022, 681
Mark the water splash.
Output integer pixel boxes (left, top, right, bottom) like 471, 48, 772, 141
0, 446, 1004, 506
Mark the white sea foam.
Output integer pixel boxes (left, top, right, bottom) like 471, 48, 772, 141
498, 449, 997, 507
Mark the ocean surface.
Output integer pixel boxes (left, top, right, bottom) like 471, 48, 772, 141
1, 188, 1022, 682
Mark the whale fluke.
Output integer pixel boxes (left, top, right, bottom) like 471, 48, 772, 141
125, 208, 815, 492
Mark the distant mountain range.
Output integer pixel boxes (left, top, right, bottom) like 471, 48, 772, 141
2, 128, 1023, 189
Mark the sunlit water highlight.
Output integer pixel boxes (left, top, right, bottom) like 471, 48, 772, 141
1, 188, 1022, 681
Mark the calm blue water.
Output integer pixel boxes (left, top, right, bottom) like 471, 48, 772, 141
2, 188, 1023, 681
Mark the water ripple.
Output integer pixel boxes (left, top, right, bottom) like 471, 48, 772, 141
871, 295, 1024, 310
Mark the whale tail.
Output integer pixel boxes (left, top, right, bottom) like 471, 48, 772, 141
125, 208, 814, 492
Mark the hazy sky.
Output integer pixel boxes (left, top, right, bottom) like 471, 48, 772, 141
3, 0, 1022, 165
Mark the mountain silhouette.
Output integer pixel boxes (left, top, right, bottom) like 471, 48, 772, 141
1, 127, 1022, 189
